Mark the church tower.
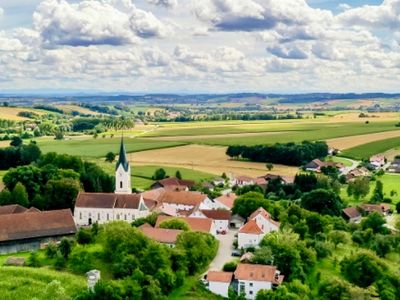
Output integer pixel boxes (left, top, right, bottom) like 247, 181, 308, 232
115, 137, 132, 194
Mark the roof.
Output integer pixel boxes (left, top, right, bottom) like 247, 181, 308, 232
75, 193, 144, 209
239, 220, 263, 234
116, 137, 129, 172
0, 209, 76, 242
234, 263, 282, 284
0, 204, 28, 215
207, 271, 233, 283
139, 225, 182, 244
155, 190, 208, 207
342, 207, 361, 219
249, 207, 271, 220
201, 209, 231, 220
370, 154, 385, 161
235, 176, 255, 182
152, 178, 195, 189
306, 159, 344, 169
215, 193, 237, 209
360, 203, 390, 214
155, 216, 213, 233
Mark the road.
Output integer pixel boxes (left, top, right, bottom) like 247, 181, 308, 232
208, 229, 238, 272
341, 157, 359, 175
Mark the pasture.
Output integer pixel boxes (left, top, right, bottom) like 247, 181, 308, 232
129, 144, 299, 178
0, 266, 85, 300
341, 136, 400, 159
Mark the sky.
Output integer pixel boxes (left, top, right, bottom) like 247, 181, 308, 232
0, 0, 399, 93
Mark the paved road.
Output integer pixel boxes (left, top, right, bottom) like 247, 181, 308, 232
341, 157, 359, 175
208, 229, 238, 272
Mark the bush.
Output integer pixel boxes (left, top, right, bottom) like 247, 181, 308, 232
68, 248, 95, 274
77, 228, 93, 245
27, 252, 42, 268
45, 241, 58, 259
223, 261, 238, 272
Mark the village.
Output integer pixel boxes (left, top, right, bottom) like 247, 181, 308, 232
0, 138, 398, 299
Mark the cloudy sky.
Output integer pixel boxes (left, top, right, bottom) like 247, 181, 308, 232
0, 0, 399, 93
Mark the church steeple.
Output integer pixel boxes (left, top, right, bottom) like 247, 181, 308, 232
115, 137, 132, 194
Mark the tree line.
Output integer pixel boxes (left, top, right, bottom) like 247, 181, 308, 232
226, 141, 328, 166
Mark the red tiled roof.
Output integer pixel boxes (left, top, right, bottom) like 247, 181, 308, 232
139, 226, 182, 244
360, 203, 390, 214
342, 207, 361, 219
157, 190, 208, 207
249, 207, 271, 220
152, 177, 195, 189
207, 271, 233, 283
234, 263, 282, 284
155, 216, 213, 233
0, 204, 27, 215
215, 193, 237, 209
75, 193, 144, 209
235, 176, 255, 182
239, 220, 263, 234
0, 209, 76, 242
201, 209, 231, 220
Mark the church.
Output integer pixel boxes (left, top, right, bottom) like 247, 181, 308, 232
74, 138, 154, 226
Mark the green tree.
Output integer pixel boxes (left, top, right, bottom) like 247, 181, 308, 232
10, 136, 23, 147
266, 163, 274, 171
59, 238, 74, 259
327, 230, 349, 249
27, 252, 42, 267
20, 142, 41, 165
54, 131, 64, 140
175, 170, 182, 180
232, 192, 266, 218
347, 177, 370, 200
43, 280, 67, 300
318, 277, 352, 300
69, 248, 94, 274
77, 228, 93, 244
105, 152, 116, 163
159, 218, 190, 231
396, 202, 400, 214
341, 250, 385, 288
301, 189, 343, 216
11, 182, 29, 207
370, 180, 384, 203
152, 168, 167, 180
0, 189, 12, 205
43, 178, 80, 210
361, 212, 387, 234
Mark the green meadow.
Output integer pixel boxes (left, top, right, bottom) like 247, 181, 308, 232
342, 137, 400, 159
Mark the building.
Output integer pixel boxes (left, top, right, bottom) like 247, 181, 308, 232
0, 204, 31, 215
360, 203, 391, 216
234, 263, 284, 299
388, 159, 400, 173
238, 208, 280, 249
233, 176, 256, 187
0, 209, 76, 254
370, 155, 385, 168
74, 192, 152, 226
190, 209, 231, 233
206, 271, 233, 298
305, 159, 344, 172
346, 167, 370, 181
151, 177, 195, 191
155, 215, 216, 235
214, 193, 238, 210
139, 224, 182, 247
115, 137, 132, 194
230, 214, 245, 229
342, 207, 362, 223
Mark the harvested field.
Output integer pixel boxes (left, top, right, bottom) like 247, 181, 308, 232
55, 104, 101, 115
0, 107, 45, 121
330, 112, 400, 122
327, 130, 400, 150
152, 131, 288, 141
130, 144, 299, 178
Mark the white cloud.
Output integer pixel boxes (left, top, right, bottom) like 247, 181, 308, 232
147, 0, 178, 9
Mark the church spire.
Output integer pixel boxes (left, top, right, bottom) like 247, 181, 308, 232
116, 136, 129, 172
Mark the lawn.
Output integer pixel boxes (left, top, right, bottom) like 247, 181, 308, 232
341, 136, 400, 160
168, 276, 223, 300
33, 137, 186, 158
328, 156, 353, 167
0, 266, 85, 300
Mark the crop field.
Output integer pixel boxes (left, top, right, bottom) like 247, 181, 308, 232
55, 104, 101, 115
0, 266, 85, 300
129, 144, 299, 178
341, 136, 400, 159
33, 136, 186, 158
0, 107, 45, 121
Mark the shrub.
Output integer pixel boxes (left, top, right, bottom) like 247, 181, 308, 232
223, 261, 238, 272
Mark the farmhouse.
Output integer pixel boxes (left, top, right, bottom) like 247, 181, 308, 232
214, 193, 238, 210
346, 167, 370, 181
360, 203, 391, 216
342, 207, 362, 223
0, 208, 76, 254
238, 208, 280, 249
370, 155, 385, 168
155, 215, 216, 235
233, 175, 256, 187
305, 159, 344, 172
234, 264, 284, 299
206, 271, 233, 298
151, 177, 195, 191
189, 209, 231, 233
139, 223, 182, 247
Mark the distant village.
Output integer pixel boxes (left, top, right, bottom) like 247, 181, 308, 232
0, 139, 398, 299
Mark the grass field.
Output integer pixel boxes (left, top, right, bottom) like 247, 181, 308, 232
0, 266, 85, 300
328, 156, 353, 167
341, 136, 400, 159
0, 107, 46, 121
33, 137, 186, 158
129, 144, 299, 179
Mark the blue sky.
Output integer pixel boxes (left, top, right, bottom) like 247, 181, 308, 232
0, 0, 399, 93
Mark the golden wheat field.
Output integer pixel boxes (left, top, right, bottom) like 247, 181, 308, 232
0, 107, 45, 121
129, 144, 299, 178
327, 130, 400, 150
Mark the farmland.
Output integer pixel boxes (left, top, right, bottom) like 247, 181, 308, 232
341, 136, 400, 160
0, 107, 46, 121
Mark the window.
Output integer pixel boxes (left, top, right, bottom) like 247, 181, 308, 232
117, 214, 120, 220
79, 212, 82, 220
98, 213, 100, 220
124, 214, 127, 220
249, 291, 253, 295
249, 283, 253, 287
120, 181, 123, 189
107, 213, 109, 221
132, 215, 135, 220
239, 282, 245, 293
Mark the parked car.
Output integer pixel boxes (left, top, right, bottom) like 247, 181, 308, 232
231, 250, 241, 257
217, 230, 227, 235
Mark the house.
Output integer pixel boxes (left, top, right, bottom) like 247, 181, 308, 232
360, 203, 391, 216
151, 177, 195, 191
342, 207, 362, 223
190, 209, 231, 233
206, 271, 233, 298
346, 167, 370, 181
202, 182, 215, 191
305, 159, 344, 172
230, 214, 245, 229
74, 193, 151, 226
0, 209, 76, 254
259, 174, 295, 185
370, 155, 385, 168
139, 224, 182, 247
155, 215, 216, 235
238, 220, 264, 249
234, 263, 284, 299
0, 204, 31, 215
388, 159, 400, 173
234, 176, 256, 187
214, 193, 238, 210
238, 208, 280, 249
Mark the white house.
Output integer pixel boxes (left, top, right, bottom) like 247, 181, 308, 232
189, 209, 231, 232
234, 263, 284, 299
233, 176, 256, 187
206, 271, 233, 298
213, 193, 238, 210
238, 208, 280, 249
370, 155, 385, 168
